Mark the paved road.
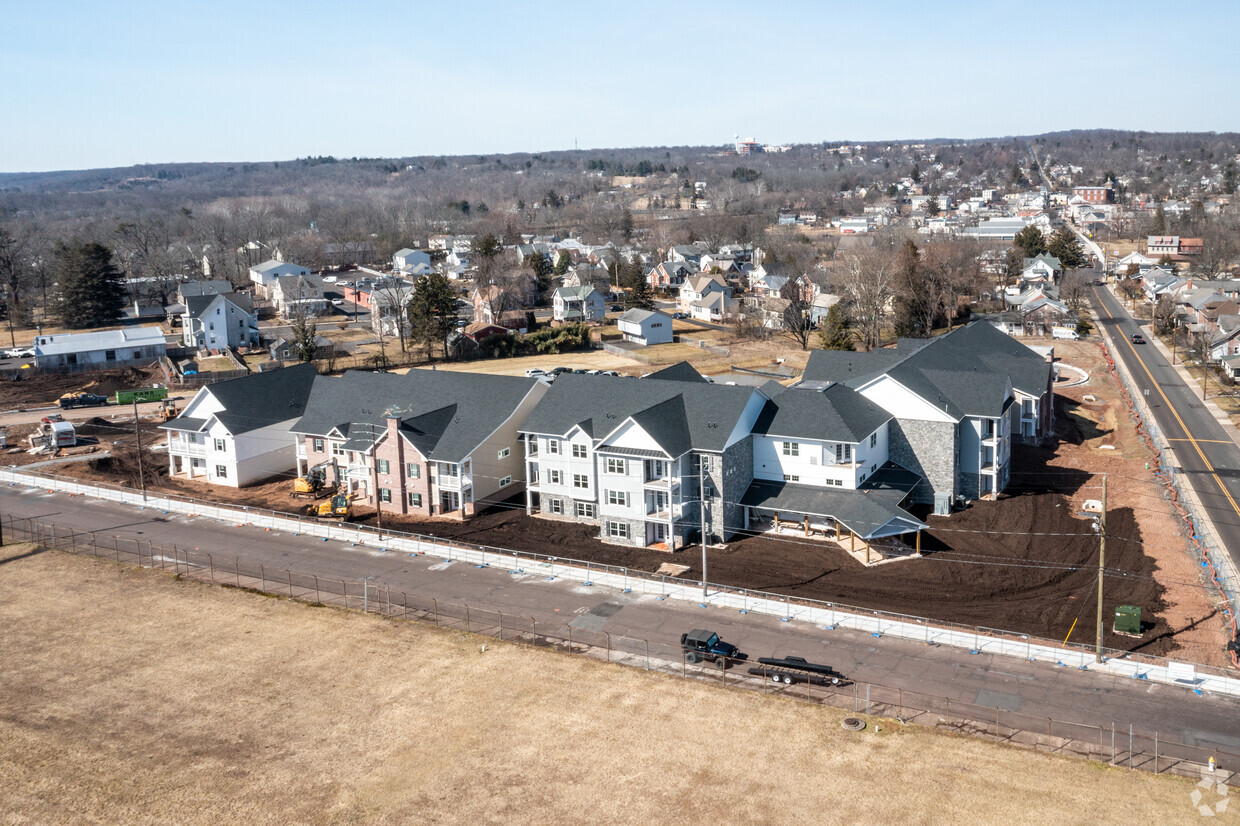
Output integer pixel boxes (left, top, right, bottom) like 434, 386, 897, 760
1090, 285, 1240, 566
0, 398, 179, 429
6, 483, 1240, 756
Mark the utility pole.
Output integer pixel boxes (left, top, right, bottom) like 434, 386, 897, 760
365, 422, 383, 541
1096, 475, 1107, 663
699, 456, 708, 599
133, 399, 147, 502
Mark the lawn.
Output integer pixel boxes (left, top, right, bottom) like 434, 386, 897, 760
0, 544, 1207, 825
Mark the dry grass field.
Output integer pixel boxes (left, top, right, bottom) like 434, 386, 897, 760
0, 544, 1209, 825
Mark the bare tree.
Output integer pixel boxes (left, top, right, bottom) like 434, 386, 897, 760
778, 280, 815, 350
370, 278, 414, 353
1059, 270, 1091, 311
834, 249, 897, 350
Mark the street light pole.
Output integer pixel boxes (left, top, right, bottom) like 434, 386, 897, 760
133, 399, 147, 502
1096, 475, 1107, 663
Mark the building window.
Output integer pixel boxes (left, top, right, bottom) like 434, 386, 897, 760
379, 488, 391, 503
606, 457, 626, 474
549, 499, 563, 515
782, 441, 799, 457
406, 462, 420, 478
497, 447, 511, 459
835, 443, 852, 463
498, 475, 512, 487
548, 469, 562, 485
607, 521, 630, 539
870, 432, 878, 448
408, 492, 422, 508
700, 455, 711, 471
576, 502, 595, 519
105, 350, 116, 361
783, 474, 800, 482
572, 444, 587, 458
607, 490, 628, 507
331, 442, 345, 458
213, 438, 225, 452
378, 459, 389, 474
215, 465, 227, 478
547, 439, 560, 454
573, 474, 589, 489
313, 438, 324, 452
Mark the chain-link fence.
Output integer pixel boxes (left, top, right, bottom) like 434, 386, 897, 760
6, 512, 1239, 784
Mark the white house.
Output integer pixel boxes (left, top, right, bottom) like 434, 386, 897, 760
161, 363, 319, 487
392, 248, 432, 275
552, 285, 606, 323
617, 309, 674, 345
181, 292, 259, 350
679, 274, 732, 316
249, 259, 309, 296
270, 274, 329, 319
33, 327, 167, 370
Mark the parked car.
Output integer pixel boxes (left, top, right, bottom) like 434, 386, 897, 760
600, 370, 620, 377
524, 368, 547, 378
4, 347, 34, 359
331, 298, 345, 306
672, 312, 687, 320
547, 366, 571, 376
322, 275, 338, 283
1131, 333, 1145, 344
610, 305, 623, 312
680, 629, 742, 668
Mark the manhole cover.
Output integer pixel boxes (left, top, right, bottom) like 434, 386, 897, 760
841, 717, 865, 731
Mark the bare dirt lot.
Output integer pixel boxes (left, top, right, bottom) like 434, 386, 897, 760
0, 544, 1203, 825
0, 364, 162, 410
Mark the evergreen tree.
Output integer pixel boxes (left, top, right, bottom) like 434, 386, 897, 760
1152, 204, 1167, 235
621, 256, 654, 310
553, 250, 570, 275
54, 241, 126, 328
1046, 227, 1086, 269
817, 303, 855, 350
407, 273, 457, 360
1013, 224, 1047, 259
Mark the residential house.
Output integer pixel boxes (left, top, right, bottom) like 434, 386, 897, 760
33, 326, 167, 370
679, 273, 733, 319
249, 259, 310, 297
178, 280, 234, 302
1147, 236, 1181, 257
648, 260, 700, 290
291, 370, 547, 518
392, 248, 432, 275
182, 292, 259, 350
473, 276, 538, 330
552, 285, 606, 324
617, 309, 674, 345
161, 362, 318, 487
270, 274, 329, 319
668, 243, 707, 264
800, 322, 1055, 513
1022, 254, 1063, 283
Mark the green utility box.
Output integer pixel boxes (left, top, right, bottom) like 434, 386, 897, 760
1114, 605, 1142, 635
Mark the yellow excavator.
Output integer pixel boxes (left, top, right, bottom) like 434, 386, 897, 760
293, 460, 336, 498
308, 492, 354, 520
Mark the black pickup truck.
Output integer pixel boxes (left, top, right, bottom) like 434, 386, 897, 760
680, 629, 742, 668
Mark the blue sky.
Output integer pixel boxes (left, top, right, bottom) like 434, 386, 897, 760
3, 0, 1239, 172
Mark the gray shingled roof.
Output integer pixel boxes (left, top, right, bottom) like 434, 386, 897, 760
646, 361, 708, 383
740, 480, 925, 539
161, 362, 318, 435
752, 384, 891, 443
290, 369, 539, 463
520, 373, 757, 455
801, 322, 1051, 420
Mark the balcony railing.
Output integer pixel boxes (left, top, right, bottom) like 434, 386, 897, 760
169, 442, 206, 457
436, 473, 472, 490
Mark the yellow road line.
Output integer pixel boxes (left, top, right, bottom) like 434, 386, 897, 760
1093, 288, 1240, 518
1166, 439, 1234, 444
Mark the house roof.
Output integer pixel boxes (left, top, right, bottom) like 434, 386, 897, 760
802, 322, 1052, 419
618, 308, 671, 325
179, 280, 233, 298
161, 362, 318, 436
184, 292, 254, 319
34, 326, 166, 357
290, 369, 539, 463
645, 361, 708, 383
554, 285, 599, 302
520, 373, 758, 455
752, 384, 891, 443
739, 480, 925, 539
251, 259, 306, 275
